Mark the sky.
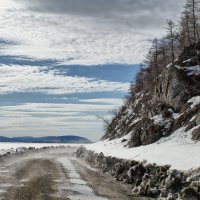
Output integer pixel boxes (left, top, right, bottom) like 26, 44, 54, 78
0, 0, 185, 141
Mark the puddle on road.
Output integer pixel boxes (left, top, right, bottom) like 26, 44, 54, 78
57, 157, 108, 200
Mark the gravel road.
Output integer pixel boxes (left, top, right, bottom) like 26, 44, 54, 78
0, 147, 145, 200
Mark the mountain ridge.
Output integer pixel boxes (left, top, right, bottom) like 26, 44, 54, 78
0, 135, 91, 144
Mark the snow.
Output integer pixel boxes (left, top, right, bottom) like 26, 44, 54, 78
0, 148, 15, 156
168, 108, 182, 120
151, 114, 170, 127
188, 96, 200, 109
57, 157, 108, 200
1, 126, 200, 172
0, 142, 79, 155
175, 65, 200, 76
186, 65, 200, 76
84, 126, 200, 171
182, 58, 192, 63
166, 63, 172, 68
130, 118, 141, 125
172, 112, 182, 119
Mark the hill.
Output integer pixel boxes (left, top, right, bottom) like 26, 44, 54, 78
0, 135, 91, 144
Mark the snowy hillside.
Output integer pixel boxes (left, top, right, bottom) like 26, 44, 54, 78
85, 125, 200, 171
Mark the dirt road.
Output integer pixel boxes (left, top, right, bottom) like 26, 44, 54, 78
0, 147, 143, 200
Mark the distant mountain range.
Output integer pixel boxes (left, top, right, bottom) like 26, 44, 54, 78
0, 136, 91, 144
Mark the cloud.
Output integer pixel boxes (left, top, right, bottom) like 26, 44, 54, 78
79, 98, 123, 105
0, 102, 121, 140
0, 103, 120, 112
0, 64, 129, 95
19, 0, 185, 29
0, 0, 185, 64
0, 0, 23, 10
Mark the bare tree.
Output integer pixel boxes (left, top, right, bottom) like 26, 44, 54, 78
153, 38, 159, 68
185, 0, 200, 43
180, 9, 191, 48
96, 114, 118, 136
166, 20, 176, 65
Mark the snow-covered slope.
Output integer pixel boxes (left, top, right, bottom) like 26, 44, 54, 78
84, 125, 200, 171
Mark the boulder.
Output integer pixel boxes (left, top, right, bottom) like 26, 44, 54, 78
114, 163, 125, 178
129, 130, 142, 147
165, 170, 183, 190
140, 123, 162, 145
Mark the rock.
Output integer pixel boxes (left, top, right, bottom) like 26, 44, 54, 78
121, 139, 127, 143
132, 186, 141, 196
127, 163, 146, 184
167, 192, 178, 200
192, 126, 200, 141
180, 187, 200, 199
153, 65, 192, 111
160, 188, 168, 198
140, 123, 162, 145
195, 112, 200, 124
114, 163, 125, 178
76, 147, 200, 200
132, 175, 151, 196
162, 107, 173, 118
185, 120, 197, 132
129, 130, 142, 147
149, 188, 161, 198
76, 147, 86, 157
165, 170, 183, 189
190, 181, 200, 193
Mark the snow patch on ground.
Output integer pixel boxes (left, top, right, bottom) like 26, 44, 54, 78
188, 96, 200, 109
0, 142, 79, 156
84, 126, 200, 171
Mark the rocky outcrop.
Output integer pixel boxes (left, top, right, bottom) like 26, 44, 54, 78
153, 65, 192, 111
76, 147, 200, 199
103, 62, 200, 147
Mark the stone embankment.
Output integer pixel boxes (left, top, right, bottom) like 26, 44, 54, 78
76, 147, 200, 200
